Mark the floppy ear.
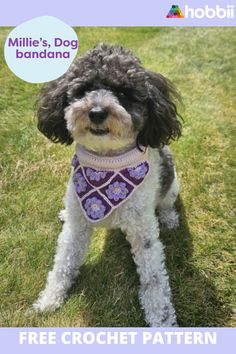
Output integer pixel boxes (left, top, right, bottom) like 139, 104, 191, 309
137, 71, 182, 148
37, 75, 73, 145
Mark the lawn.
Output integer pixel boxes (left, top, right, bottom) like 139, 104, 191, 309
0, 27, 235, 327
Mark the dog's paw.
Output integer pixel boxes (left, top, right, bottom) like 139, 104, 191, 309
156, 309, 178, 327
158, 208, 179, 230
32, 291, 64, 313
139, 283, 178, 327
145, 303, 178, 327
58, 209, 67, 223
32, 300, 59, 313
32, 300, 60, 313
148, 317, 178, 327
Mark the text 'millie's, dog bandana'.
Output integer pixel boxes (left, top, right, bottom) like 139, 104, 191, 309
72, 144, 150, 222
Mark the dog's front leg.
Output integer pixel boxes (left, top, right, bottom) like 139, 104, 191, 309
123, 214, 177, 327
33, 217, 92, 312
33, 180, 92, 312
33, 218, 92, 312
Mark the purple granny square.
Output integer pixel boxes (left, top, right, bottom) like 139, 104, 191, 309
99, 174, 134, 206
81, 192, 112, 221
84, 167, 114, 187
121, 161, 149, 185
73, 167, 92, 198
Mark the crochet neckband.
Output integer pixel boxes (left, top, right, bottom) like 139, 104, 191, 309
75, 143, 148, 170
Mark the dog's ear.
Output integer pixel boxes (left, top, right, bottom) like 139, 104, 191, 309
137, 71, 182, 148
37, 75, 73, 145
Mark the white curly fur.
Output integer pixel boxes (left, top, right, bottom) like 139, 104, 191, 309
33, 147, 179, 327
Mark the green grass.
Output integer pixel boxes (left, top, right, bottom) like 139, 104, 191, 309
0, 27, 235, 327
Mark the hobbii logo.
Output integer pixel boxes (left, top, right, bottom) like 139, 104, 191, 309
185, 4, 234, 19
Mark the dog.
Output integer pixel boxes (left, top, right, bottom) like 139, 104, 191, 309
33, 43, 182, 326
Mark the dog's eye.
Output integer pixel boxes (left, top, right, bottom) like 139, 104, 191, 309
117, 92, 126, 99
73, 91, 85, 99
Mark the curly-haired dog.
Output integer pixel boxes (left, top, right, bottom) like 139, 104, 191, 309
33, 43, 182, 326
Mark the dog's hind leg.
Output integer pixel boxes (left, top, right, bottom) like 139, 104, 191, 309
33, 179, 92, 312
157, 175, 180, 230
156, 147, 180, 230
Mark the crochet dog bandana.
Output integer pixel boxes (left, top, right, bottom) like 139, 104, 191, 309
72, 144, 150, 222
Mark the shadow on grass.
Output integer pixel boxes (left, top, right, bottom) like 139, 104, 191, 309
162, 196, 231, 327
71, 229, 145, 327
71, 196, 230, 327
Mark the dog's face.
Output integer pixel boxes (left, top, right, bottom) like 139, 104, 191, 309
65, 87, 147, 153
37, 44, 182, 153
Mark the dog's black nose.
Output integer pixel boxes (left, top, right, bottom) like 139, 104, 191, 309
89, 107, 108, 124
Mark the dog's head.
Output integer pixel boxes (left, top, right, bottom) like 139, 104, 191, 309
37, 43, 182, 153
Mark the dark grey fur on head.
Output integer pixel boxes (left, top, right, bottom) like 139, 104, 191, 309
37, 43, 182, 148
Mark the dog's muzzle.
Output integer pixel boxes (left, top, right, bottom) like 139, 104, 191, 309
88, 107, 109, 135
